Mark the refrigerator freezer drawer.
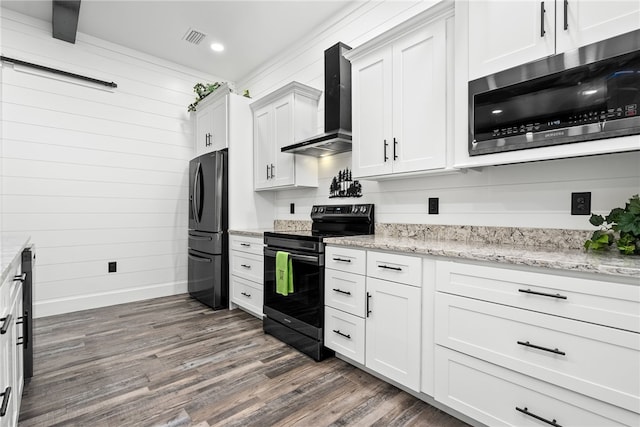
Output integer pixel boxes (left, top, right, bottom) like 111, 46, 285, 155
188, 250, 225, 309
188, 230, 223, 254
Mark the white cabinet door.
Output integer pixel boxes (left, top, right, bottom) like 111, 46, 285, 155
273, 95, 295, 188
195, 102, 214, 157
556, 0, 640, 53
468, 0, 556, 80
352, 47, 393, 178
392, 21, 447, 173
210, 95, 228, 151
253, 105, 273, 190
365, 277, 421, 391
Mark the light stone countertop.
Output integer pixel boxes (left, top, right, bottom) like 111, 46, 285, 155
324, 234, 640, 279
229, 229, 272, 239
1, 233, 31, 284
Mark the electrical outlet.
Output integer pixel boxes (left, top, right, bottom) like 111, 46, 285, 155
108, 262, 117, 273
290, 203, 295, 214
428, 197, 439, 215
571, 192, 591, 215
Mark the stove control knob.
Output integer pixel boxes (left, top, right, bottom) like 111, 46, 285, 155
319, 207, 325, 213
360, 206, 367, 213
312, 207, 318, 213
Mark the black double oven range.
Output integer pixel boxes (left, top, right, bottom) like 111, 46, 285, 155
263, 204, 374, 361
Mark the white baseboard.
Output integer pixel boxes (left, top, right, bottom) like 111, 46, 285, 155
33, 280, 188, 318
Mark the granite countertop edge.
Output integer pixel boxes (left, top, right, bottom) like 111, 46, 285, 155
229, 229, 272, 238
324, 235, 640, 279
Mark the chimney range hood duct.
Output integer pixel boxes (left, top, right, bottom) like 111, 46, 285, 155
281, 42, 352, 157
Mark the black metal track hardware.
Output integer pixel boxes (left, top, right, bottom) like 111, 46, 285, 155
0, 56, 117, 88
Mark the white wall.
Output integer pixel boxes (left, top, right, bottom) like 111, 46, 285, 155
0, 9, 226, 317
238, 0, 640, 230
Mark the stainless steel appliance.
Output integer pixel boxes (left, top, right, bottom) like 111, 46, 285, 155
263, 204, 374, 361
280, 42, 353, 157
188, 150, 228, 310
469, 29, 640, 156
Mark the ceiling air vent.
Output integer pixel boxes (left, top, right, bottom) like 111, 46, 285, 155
183, 28, 207, 45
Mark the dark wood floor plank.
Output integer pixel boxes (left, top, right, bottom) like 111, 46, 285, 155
19, 294, 469, 427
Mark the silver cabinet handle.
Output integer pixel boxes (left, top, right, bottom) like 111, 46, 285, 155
240, 292, 252, 298
332, 257, 351, 263
240, 264, 251, 269
378, 264, 402, 271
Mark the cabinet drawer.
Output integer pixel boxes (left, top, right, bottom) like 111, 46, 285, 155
436, 293, 640, 412
324, 306, 365, 365
231, 276, 263, 318
367, 251, 422, 287
325, 270, 366, 317
435, 347, 638, 427
229, 235, 264, 256
230, 251, 263, 283
436, 261, 640, 333
326, 246, 366, 275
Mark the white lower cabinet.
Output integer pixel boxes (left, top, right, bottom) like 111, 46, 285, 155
435, 260, 640, 426
325, 306, 365, 365
1, 263, 23, 427
365, 277, 421, 391
324, 247, 423, 392
435, 347, 638, 427
229, 235, 264, 318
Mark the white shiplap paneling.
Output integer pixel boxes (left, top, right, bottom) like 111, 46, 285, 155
237, 1, 640, 230
0, 8, 226, 317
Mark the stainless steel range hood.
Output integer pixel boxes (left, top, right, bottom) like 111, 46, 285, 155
281, 42, 352, 157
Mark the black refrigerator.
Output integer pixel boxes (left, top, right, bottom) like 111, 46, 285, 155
188, 149, 228, 310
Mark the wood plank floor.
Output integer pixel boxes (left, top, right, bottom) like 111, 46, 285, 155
19, 294, 470, 427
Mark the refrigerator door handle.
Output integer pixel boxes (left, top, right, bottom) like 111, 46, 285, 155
188, 253, 212, 263
193, 162, 202, 224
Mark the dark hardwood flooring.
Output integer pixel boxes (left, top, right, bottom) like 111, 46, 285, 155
19, 294, 469, 427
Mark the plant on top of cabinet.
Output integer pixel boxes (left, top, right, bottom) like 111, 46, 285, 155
585, 194, 640, 255
188, 82, 224, 112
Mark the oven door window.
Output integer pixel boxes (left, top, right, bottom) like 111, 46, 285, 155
264, 249, 323, 328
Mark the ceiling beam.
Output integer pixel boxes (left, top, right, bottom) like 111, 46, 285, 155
52, 0, 81, 44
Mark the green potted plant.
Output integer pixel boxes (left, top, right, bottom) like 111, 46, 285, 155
584, 194, 640, 255
187, 82, 223, 112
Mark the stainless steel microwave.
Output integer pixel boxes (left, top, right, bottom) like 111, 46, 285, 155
469, 30, 640, 156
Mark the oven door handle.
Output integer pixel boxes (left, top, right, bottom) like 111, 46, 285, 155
264, 248, 320, 264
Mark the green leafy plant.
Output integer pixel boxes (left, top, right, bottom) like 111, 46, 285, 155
584, 194, 640, 255
187, 82, 223, 112
187, 83, 251, 112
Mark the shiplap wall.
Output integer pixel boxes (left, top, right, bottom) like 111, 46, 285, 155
238, 0, 640, 230
0, 9, 224, 317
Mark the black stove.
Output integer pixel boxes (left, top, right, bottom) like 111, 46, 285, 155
263, 204, 374, 360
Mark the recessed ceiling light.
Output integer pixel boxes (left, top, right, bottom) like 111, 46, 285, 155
210, 43, 224, 52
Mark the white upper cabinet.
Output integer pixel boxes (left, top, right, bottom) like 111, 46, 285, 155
469, 0, 640, 80
556, 0, 640, 53
347, 6, 452, 179
193, 85, 230, 156
250, 82, 321, 191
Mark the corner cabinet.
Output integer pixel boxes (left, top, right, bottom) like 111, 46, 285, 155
345, 3, 455, 180
193, 84, 231, 156
468, 0, 640, 80
250, 82, 321, 191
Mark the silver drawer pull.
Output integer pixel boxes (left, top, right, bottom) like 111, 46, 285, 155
378, 264, 402, 271
241, 292, 251, 298
518, 288, 567, 300
241, 264, 251, 269
332, 257, 351, 263
240, 243, 250, 247
332, 288, 351, 296
515, 406, 562, 427
517, 340, 566, 356
333, 329, 351, 339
